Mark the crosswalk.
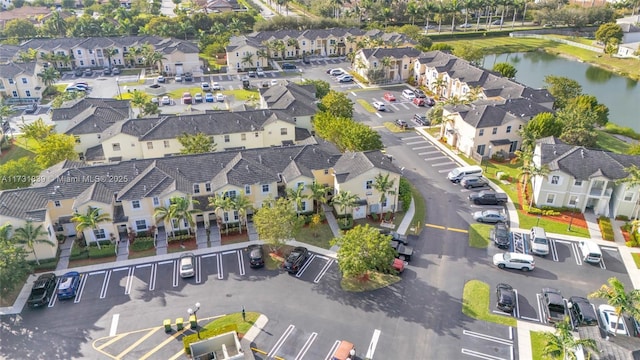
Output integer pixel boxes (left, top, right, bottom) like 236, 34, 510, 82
401, 135, 459, 174
371, 98, 420, 111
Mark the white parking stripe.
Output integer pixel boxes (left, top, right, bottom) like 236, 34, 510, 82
195, 256, 202, 284
364, 329, 381, 360
462, 330, 512, 346
314, 259, 334, 283
100, 270, 111, 299
294, 332, 318, 360
549, 239, 559, 261
74, 274, 88, 303
172, 260, 179, 287
124, 267, 134, 295
571, 242, 582, 265
514, 289, 520, 318
149, 263, 157, 291
402, 136, 423, 140
439, 168, 456, 173
389, 103, 399, 111
406, 140, 427, 145
424, 156, 448, 161
237, 250, 246, 276
268, 324, 295, 357
536, 293, 545, 323
461, 348, 507, 360
432, 162, 454, 167
217, 254, 223, 280
324, 341, 341, 360
412, 146, 431, 151
375, 112, 382, 118
295, 254, 316, 278
109, 314, 120, 336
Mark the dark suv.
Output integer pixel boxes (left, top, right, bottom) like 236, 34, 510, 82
27, 273, 57, 308
248, 244, 265, 268
568, 296, 598, 326
413, 114, 430, 126
496, 283, 515, 313
460, 175, 489, 189
284, 246, 309, 273
491, 223, 510, 248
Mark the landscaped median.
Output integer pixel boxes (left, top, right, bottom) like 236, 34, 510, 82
462, 280, 516, 327
355, 99, 376, 113
469, 224, 493, 248
632, 253, 640, 269
182, 311, 259, 355
529, 331, 547, 360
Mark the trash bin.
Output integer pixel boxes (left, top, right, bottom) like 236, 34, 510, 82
189, 315, 197, 329
163, 319, 172, 333
176, 317, 184, 331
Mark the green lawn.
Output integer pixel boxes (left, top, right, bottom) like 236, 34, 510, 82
462, 280, 517, 327
296, 222, 335, 249
530, 331, 548, 360
469, 223, 493, 248
409, 182, 427, 235
182, 312, 260, 355
632, 253, 640, 269
595, 130, 631, 154
356, 99, 376, 113
341, 272, 401, 292
0, 137, 37, 165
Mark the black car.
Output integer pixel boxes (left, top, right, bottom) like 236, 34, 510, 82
184, 72, 193, 81
283, 246, 308, 273
496, 283, 516, 313
27, 273, 57, 308
380, 229, 409, 245
74, 68, 84, 77
413, 113, 430, 126
103, 67, 111, 75
425, 97, 436, 106
282, 63, 297, 70
395, 119, 410, 129
24, 103, 37, 114
248, 244, 265, 268
413, 89, 427, 98
460, 175, 489, 189
491, 223, 510, 248
568, 296, 598, 327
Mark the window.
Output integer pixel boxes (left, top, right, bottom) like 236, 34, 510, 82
492, 127, 497, 135
135, 220, 147, 231
112, 143, 121, 151
172, 219, 179, 228
132, 200, 141, 209
301, 201, 307, 211
94, 229, 106, 239
255, 132, 259, 138
205, 182, 211, 192
224, 135, 230, 143
12, 91, 17, 97
296, 181, 304, 189
54, 200, 61, 207
624, 192, 634, 201
245, 184, 251, 195
193, 184, 200, 194
164, 140, 170, 148
79, 60, 84, 66
25, 90, 31, 97
551, 176, 560, 185
77, 50, 82, 55
324, 169, 329, 175
569, 195, 578, 206
280, 128, 288, 135
476, 144, 486, 156
147, 142, 153, 149
153, 197, 160, 206
262, 184, 270, 193
224, 212, 229, 222
241, 133, 246, 141
365, 180, 373, 190
183, 219, 189, 227
574, 180, 582, 186
233, 210, 239, 221
225, 190, 237, 198
546, 193, 555, 204
75, 136, 81, 144
21, 78, 27, 84
403, 64, 407, 69
479, 129, 484, 136
506, 126, 512, 133
302, 41, 306, 46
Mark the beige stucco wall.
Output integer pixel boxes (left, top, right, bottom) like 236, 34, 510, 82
227, 44, 264, 71
334, 169, 400, 215
74, 133, 102, 154
101, 133, 143, 161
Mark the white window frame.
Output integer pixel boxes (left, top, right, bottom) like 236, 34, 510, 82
135, 219, 147, 231
623, 192, 634, 202
193, 184, 200, 194
54, 200, 61, 207
152, 197, 160, 206
93, 229, 106, 239
132, 200, 141, 209
245, 185, 251, 195
550, 176, 560, 185
568, 195, 578, 206
546, 193, 555, 204
365, 180, 373, 190
574, 180, 582, 186
261, 184, 269, 193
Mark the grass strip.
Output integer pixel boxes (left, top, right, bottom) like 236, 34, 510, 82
356, 99, 376, 113
462, 280, 517, 327
469, 223, 493, 248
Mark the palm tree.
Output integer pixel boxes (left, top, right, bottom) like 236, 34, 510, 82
208, 194, 234, 234
147, 50, 166, 74
38, 67, 61, 87
380, 56, 393, 82
179, 21, 195, 40
448, 0, 463, 33
71, 206, 112, 250
232, 193, 253, 234
373, 173, 396, 215
256, 49, 269, 65
130, 90, 149, 109
0, 223, 13, 245
241, 52, 254, 69
331, 191, 360, 225
307, 181, 329, 214
616, 164, 640, 219
431, 77, 447, 99
103, 47, 118, 70
542, 317, 598, 360
14, 220, 54, 265
405, 0, 422, 25
286, 184, 308, 214
589, 277, 640, 336
172, 196, 199, 235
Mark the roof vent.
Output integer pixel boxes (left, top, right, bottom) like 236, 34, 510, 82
258, 154, 262, 164
581, 149, 585, 158
246, 165, 249, 171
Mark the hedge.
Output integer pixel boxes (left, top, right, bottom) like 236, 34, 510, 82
597, 216, 615, 241
131, 239, 155, 252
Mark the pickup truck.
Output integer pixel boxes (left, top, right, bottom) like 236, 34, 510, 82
469, 190, 508, 205
542, 288, 568, 323
27, 273, 57, 308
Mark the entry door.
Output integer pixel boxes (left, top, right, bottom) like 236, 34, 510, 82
63, 223, 77, 236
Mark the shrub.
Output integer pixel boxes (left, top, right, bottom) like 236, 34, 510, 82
398, 178, 412, 212
337, 215, 354, 230
499, 173, 510, 181
616, 215, 630, 221
598, 216, 615, 241
131, 239, 155, 252
87, 243, 116, 258
626, 240, 638, 247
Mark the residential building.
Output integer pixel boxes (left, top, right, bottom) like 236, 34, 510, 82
353, 47, 422, 84
532, 139, 640, 218
0, 6, 50, 27
0, 143, 398, 262
258, 81, 317, 131
0, 61, 44, 102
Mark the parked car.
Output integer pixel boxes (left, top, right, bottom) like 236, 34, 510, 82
248, 71, 257, 78
261, 80, 270, 88
27, 273, 57, 308
413, 89, 427, 98
175, 74, 183, 82
460, 176, 489, 189
157, 76, 166, 83
413, 97, 426, 106
57, 271, 81, 300
496, 283, 516, 313
469, 190, 508, 205
459, 23, 473, 28
473, 209, 506, 223
631, 316, 640, 338
247, 244, 264, 268
194, 93, 203, 102
161, 96, 171, 105
72, 83, 89, 91
402, 89, 416, 100
256, 68, 265, 76
183, 72, 193, 81
74, 68, 84, 77
283, 246, 309, 273
493, 252, 535, 271
24, 103, 37, 114
205, 93, 214, 102
568, 296, 598, 327
65, 86, 86, 92
212, 82, 221, 90
112, 67, 120, 75
395, 119, 410, 129
599, 304, 628, 335
201, 82, 211, 91
338, 75, 353, 83
384, 92, 396, 101
332, 340, 355, 360
425, 97, 436, 106
413, 113, 429, 126
542, 288, 568, 323
215, 93, 225, 102
182, 92, 192, 104
151, 97, 159, 104
103, 67, 111, 75
83, 68, 93, 76
282, 63, 297, 70
491, 223, 510, 248
179, 253, 195, 278
372, 101, 386, 111
492, 19, 503, 25
270, 79, 279, 87
327, 68, 344, 76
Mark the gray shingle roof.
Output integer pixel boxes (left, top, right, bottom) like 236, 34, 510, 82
0, 189, 49, 221
259, 82, 317, 117
16, 36, 199, 55
360, 47, 422, 60
52, 98, 131, 135
540, 143, 640, 180
445, 98, 550, 128
333, 151, 399, 183
0, 61, 37, 78
84, 144, 105, 161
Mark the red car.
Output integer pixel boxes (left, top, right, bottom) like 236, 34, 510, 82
182, 92, 192, 104
383, 92, 396, 101
413, 97, 425, 106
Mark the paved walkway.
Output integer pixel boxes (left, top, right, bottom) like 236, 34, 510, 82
582, 210, 604, 241
55, 237, 74, 271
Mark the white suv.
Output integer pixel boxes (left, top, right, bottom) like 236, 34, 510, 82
372, 101, 386, 111
493, 252, 535, 271
402, 89, 416, 100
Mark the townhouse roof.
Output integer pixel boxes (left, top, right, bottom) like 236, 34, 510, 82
15, 36, 199, 56
0, 188, 49, 221
84, 144, 106, 162
259, 82, 317, 117
0, 6, 50, 21
0, 45, 21, 64
446, 98, 550, 128
333, 151, 399, 183
359, 47, 422, 60
540, 143, 640, 181
536, 136, 565, 145
52, 98, 131, 135
0, 61, 37, 78
73, 182, 114, 208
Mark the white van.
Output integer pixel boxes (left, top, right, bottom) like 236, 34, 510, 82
578, 240, 602, 263
529, 227, 550, 256
447, 165, 483, 183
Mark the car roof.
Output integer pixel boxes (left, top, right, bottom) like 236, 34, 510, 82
483, 209, 501, 215
506, 252, 534, 261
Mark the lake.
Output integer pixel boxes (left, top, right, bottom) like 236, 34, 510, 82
482, 52, 640, 132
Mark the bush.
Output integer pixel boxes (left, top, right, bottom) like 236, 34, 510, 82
130, 239, 155, 252
398, 178, 412, 212
348, 71, 369, 85
337, 215, 354, 230
499, 173, 510, 181
167, 234, 194, 243
626, 240, 638, 247
598, 216, 615, 241
616, 215, 630, 221
87, 243, 116, 258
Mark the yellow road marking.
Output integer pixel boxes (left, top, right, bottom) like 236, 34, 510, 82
138, 327, 189, 360
448, 227, 469, 233
168, 348, 185, 360
252, 347, 268, 355
115, 327, 161, 360
425, 224, 468, 233
425, 224, 446, 229
96, 333, 126, 351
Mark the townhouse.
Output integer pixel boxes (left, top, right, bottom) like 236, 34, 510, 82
532, 138, 640, 218
258, 82, 317, 131
0, 61, 44, 102
352, 47, 422, 84
226, 28, 415, 72
0, 144, 399, 262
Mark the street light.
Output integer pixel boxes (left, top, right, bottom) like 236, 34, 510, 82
115, 77, 122, 99
188, 302, 201, 339
568, 199, 579, 231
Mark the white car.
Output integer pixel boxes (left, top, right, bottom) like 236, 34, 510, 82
328, 68, 344, 76
201, 82, 211, 91
211, 82, 221, 90
179, 253, 195, 278
270, 79, 279, 86
598, 304, 628, 335
493, 252, 535, 271
459, 23, 473, 28
256, 68, 265, 76
194, 93, 203, 102
372, 101, 386, 111
161, 96, 171, 105
215, 92, 225, 102
402, 89, 416, 100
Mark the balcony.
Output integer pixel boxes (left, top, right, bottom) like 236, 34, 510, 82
589, 187, 613, 197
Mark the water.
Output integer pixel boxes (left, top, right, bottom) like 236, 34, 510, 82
482, 52, 640, 132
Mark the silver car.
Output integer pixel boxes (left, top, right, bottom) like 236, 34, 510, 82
473, 210, 506, 223
179, 253, 195, 278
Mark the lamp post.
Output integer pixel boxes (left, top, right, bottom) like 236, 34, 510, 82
568, 200, 579, 231
188, 302, 201, 339
115, 77, 122, 99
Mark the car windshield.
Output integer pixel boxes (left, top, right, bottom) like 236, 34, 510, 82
534, 238, 548, 244
503, 252, 511, 261
60, 277, 73, 289
450, 169, 461, 176
496, 228, 508, 237
182, 263, 193, 271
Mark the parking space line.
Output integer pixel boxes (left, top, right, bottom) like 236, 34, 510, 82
520, 316, 540, 322
402, 136, 423, 140
425, 224, 446, 229
600, 257, 607, 269
296, 254, 316, 278
294, 332, 318, 360
549, 239, 559, 262
314, 254, 329, 261
48, 277, 61, 307
514, 289, 520, 318
217, 254, 223, 280
109, 314, 120, 336
375, 112, 382, 118
438, 168, 456, 173
462, 330, 512, 346
449, 227, 469, 233
314, 259, 334, 283
237, 250, 246, 276
406, 140, 426, 145
431, 162, 454, 167
268, 324, 295, 357
89, 270, 106, 275
100, 270, 111, 299
324, 341, 341, 360
462, 348, 507, 360
570, 242, 582, 265
365, 329, 381, 360
74, 274, 88, 303
222, 250, 236, 255
419, 150, 440, 155
389, 103, 399, 111
201, 253, 216, 259
158, 260, 173, 265
172, 260, 179, 287
195, 256, 202, 284
536, 294, 545, 323
124, 267, 134, 295
149, 263, 157, 291
424, 156, 448, 162
137, 327, 186, 360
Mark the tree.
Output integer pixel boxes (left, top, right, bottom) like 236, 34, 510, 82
452, 42, 484, 65
373, 173, 396, 214
18, 118, 54, 143
331, 224, 397, 279
319, 91, 354, 118
37, 67, 61, 88
340, 121, 384, 152
589, 277, 640, 336
0, 232, 31, 303
524, 112, 563, 139
595, 23, 623, 52
492, 62, 517, 79
566, 94, 609, 127
241, 52, 254, 68
208, 193, 234, 234
3, 19, 38, 40
253, 197, 305, 251
286, 184, 308, 213
177, 132, 216, 154
307, 180, 329, 214
103, 47, 118, 69
542, 317, 598, 360
232, 193, 253, 234
617, 164, 640, 219
331, 190, 360, 225
300, 79, 331, 99
14, 220, 54, 265
71, 206, 112, 249
544, 75, 583, 110
35, 134, 78, 168
0, 157, 42, 190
